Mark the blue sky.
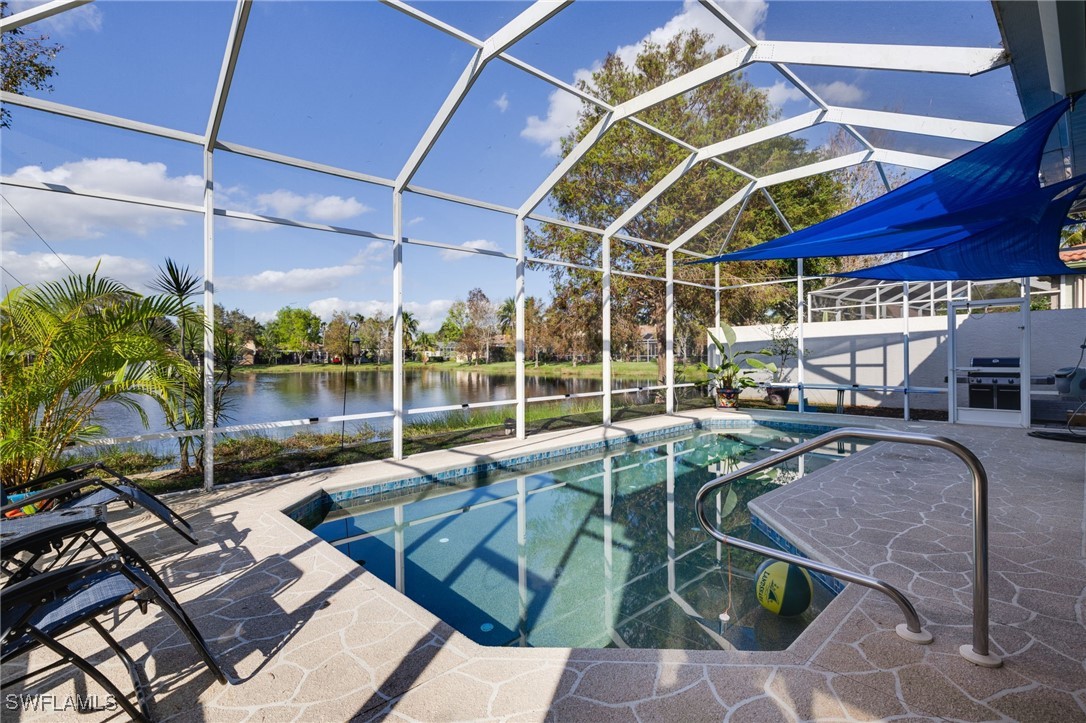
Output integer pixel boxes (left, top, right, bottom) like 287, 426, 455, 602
1, 0, 1017, 331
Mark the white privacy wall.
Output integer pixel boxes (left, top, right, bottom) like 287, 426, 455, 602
716, 308, 1086, 412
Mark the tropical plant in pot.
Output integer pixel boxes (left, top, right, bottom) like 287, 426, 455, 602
762, 310, 801, 406
706, 324, 777, 409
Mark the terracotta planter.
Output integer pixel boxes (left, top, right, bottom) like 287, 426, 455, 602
716, 388, 740, 408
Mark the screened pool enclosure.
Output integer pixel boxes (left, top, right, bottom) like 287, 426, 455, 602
2, 0, 1083, 490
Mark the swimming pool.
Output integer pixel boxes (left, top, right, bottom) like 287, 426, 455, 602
305, 423, 859, 651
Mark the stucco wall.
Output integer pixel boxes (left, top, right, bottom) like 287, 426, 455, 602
712, 308, 1086, 414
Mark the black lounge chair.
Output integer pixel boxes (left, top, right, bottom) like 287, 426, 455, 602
1, 506, 182, 592
1, 554, 227, 722
1, 462, 196, 545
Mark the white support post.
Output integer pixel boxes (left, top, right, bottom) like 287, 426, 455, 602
665, 249, 675, 414
714, 264, 721, 329
200, 0, 250, 492
902, 281, 911, 421
202, 150, 216, 492
1020, 277, 1032, 426
515, 217, 527, 438
602, 234, 612, 425
759, 188, 805, 412
797, 260, 806, 413
392, 191, 405, 459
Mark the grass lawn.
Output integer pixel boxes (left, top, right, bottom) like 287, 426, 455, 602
235, 360, 710, 381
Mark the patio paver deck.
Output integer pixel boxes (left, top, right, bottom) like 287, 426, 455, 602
2, 410, 1084, 721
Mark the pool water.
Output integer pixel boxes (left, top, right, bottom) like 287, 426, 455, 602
310, 426, 855, 651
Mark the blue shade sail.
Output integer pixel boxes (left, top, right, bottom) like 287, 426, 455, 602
696, 96, 1085, 280
841, 180, 1086, 280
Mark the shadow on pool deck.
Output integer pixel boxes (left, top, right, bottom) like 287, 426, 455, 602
2, 411, 1084, 721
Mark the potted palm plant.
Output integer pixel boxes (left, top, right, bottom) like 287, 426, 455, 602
706, 324, 777, 409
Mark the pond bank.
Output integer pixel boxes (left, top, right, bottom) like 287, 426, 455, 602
234, 360, 708, 380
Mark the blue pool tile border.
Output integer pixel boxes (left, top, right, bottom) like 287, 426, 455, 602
750, 514, 844, 596
283, 418, 838, 523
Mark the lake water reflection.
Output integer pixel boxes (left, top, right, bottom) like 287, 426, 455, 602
96, 368, 657, 442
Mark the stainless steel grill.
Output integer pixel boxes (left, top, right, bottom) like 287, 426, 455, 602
968, 357, 1020, 410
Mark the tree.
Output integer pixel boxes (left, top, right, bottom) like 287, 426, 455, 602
324, 311, 354, 363
461, 288, 496, 363
216, 306, 263, 347
355, 312, 391, 366
1061, 223, 1085, 248
266, 307, 322, 364
149, 260, 204, 473
529, 30, 847, 381
0, 271, 193, 485
524, 296, 546, 366
0, 2, 62, 128
497, 297, 516, 337
436, 301, 467, 344
401, 310, 419, 356
543, 292, 598, 365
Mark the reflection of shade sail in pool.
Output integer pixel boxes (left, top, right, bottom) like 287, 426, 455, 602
698, 95, 1086, 281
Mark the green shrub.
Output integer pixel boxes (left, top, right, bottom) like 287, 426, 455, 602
63, 447, 172, 476
216, 435, 284, 461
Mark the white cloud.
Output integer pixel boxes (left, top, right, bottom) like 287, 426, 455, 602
407, 216, 425, 226
439, 239, 501, 261
522, 79, 591, 157
347, 240, 391, 265
219, 265, 363, 294
3, 158, 201, 242
521, 0, 768, 156
814, 81, 866, 104
494, 93, 510, 113
254, 190, 369, 223
762, 80, 806, 108
9, 1, 102, 34
1, 249, 155, 289
307, 297, 453, 332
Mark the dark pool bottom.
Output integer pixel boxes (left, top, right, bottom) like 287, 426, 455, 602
310, 425, 846, 651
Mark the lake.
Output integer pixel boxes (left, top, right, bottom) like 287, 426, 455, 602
94, 368, 659, 444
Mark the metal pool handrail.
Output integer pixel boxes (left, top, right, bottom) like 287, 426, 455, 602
694, 427, 1002, 668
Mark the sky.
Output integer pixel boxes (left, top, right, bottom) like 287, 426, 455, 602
0, 0, 1020, 332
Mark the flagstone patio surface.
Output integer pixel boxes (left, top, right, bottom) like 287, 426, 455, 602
3, 409, 1084, 722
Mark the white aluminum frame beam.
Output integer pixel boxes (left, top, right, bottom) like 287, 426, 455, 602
826, 107, 1009, 142
668, 183, 756, 251
0, 92, 203, 144
604, 107, 1006, 245
379, 0, 482, 48
751, 41, 1007, 75
205, 0, 252, 149
0, 0, 91, 32
1, 176, 203, 214
395, 0, 571, 191
519, 37, 1002, 219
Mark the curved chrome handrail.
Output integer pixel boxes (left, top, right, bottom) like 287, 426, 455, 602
695, 426, 1001, 667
